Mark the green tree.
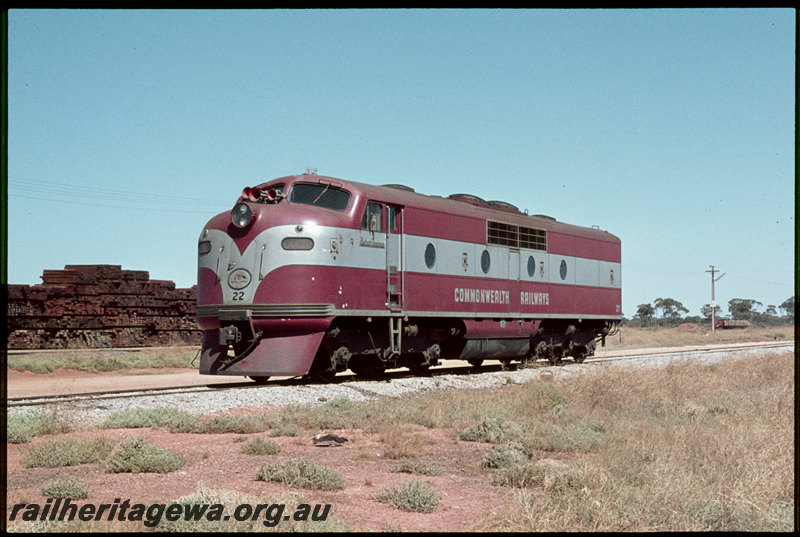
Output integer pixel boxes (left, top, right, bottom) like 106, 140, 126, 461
728, 298, 762, 321
653, 297, 689, 324
634, 303, 655, 326
701, 303, 723, 322
779, 296, 794, 320
752, 304, 783, 326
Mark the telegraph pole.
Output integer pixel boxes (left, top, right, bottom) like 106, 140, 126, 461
707, 265, 725, 333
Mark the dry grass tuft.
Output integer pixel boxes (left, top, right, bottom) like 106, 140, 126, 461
379, 424, 431, 459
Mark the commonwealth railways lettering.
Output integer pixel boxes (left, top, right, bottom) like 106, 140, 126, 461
520, 291, 550, 306
452, 288, 551, 307
454, 288, 510, 305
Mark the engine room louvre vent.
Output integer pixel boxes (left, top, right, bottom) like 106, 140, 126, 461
487, 220, 547, 251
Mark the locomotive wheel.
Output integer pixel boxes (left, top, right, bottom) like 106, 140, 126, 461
349, 356, 386, 378
249, 376, 270, 384
308, 367, 336, 383
408, 363, 430, 375
308, 349, 337, 383
573, 346, 589, 363
468, 359, 484, 367
406, 352, 431, 375
353, 364, 386, 378
407, 354, 432, 375
574, 341, 596, 363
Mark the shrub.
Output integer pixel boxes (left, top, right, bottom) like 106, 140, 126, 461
7, 412, 72, 444
492, 459, 583, 492
483, 442, 529, 469
256, 459, 345, 490
323, 396, 356, 410
23, 437, 116, 468
268, 424, 299, 437
530, 382, 567, 410
102, 407, 199, 431
104, 436, 185, 474
240, 437, 282, 455
40, 477, 90, 499
526, 420, 606, 453
459, 416, 523, 443
374, 480, 441, 513
102, 407, 276, 434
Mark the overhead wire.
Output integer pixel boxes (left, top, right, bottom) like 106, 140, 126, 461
8, 175, 231, 214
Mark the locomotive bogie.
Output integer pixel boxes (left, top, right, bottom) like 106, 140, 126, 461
196, 173, 622, 381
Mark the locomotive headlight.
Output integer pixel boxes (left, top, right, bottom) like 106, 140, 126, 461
230, 202, 252, 228
198, 240, 212, 255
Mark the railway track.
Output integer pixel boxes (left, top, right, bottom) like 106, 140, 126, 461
7, 340, 793, 411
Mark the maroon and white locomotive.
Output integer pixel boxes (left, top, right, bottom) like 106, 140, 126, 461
196, 171, 622, 382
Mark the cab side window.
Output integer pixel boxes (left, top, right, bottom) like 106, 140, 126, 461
361, 202, 383, 231
387, 205, 398, 232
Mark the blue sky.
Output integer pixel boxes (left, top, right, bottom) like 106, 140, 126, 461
5, 8, 796, 319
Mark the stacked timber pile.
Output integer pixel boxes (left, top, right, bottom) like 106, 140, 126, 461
6, 264, 201, 349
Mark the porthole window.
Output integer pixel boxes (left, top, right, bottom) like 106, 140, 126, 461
481, 250, 491, 274
527, 256, 536, 277
424, 243, 436, 269
559, 259, 568, 280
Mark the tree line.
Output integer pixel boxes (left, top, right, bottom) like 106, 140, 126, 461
626, 296, 795, 327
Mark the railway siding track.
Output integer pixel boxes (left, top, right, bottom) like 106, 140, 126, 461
7, 341, 794, 426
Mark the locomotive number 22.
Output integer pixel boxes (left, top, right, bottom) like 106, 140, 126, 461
232, 291, 245, 301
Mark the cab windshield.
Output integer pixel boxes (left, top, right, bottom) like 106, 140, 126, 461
288, 183, 351, 211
